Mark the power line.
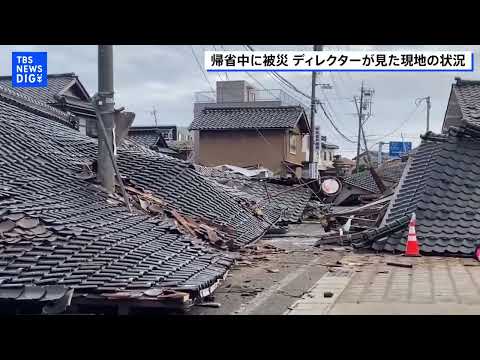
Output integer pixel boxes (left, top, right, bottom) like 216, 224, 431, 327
244, 45, 357, 148
244, 45, 313, 101
318, 102, 356, 143
220, 45, 308, 108
190, 45, 214, 92
370, 102, 424, 142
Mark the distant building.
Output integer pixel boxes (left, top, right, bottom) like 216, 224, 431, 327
191, 80, 311, 178
314, 129, 339, 171
333, 155, 356, 177
177, 126, 193, 142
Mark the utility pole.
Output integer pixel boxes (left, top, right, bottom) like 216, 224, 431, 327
415, 96, 431, 133
309, 44, 322, 179
354, 82, 364, 174
97, 45, 115, 193
378, 141, 387, 166
354, 83, 375, 173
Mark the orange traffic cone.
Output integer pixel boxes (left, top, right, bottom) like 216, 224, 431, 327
405, 212, 420, 257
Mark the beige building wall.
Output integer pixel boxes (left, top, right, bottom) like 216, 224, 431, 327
195, 128, 307, 177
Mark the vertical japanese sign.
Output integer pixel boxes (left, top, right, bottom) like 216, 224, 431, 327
12, 52, 47, 87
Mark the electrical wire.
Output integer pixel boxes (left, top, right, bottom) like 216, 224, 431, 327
190, 45, 214, 92
244, 44, 314, 101
318, 102, 356, 143
244, 45, 357, 145
369, 102, 424, 142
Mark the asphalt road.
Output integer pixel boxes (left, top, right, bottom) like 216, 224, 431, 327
188, 223, 347, 315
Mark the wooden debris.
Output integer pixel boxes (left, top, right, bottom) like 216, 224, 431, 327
386, 262, 413, 268
196, 302, 222, 308
266, 268, 279, 273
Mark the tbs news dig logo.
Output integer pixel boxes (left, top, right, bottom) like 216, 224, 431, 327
12, 52, 47, 87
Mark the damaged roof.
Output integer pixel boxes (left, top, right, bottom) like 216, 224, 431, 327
343, 171, 381, 194
374, 125, 480, 255
0, 89, 278, 312
193, 165, 311, 224
376, 159, 409, 184
342, 159, 409, 194
127, 128, 178, 155
190, 106, 310, 132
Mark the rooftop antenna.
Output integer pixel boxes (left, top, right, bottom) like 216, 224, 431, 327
151, 106, 158, 127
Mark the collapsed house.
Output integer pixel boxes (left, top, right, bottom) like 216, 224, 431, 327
333, 158, 408, 205
193, 165, 312, 226
317, 77, 480, 257
0, 83, 285, 314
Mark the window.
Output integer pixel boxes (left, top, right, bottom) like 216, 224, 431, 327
329, 152, 332, 161
323, 151, 327, 161
289, 133, 297, 154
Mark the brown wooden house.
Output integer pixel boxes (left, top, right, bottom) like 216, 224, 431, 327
190, 106, 310, 178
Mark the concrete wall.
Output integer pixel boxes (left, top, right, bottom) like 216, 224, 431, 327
195, 129, 306, 177
216, 80, 251, 103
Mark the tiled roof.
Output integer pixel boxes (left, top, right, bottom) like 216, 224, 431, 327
194, 165, 311, 223
190, 106, 307, 131
0, 83, 78, 130
127, 132, 159, 148
343, 171, 381, 194
374, 126, 480, 255
0, 73, 80, 105
452, 78, 480, 126
0, 94, 277, 311
377, 159, 408, 183
127, 130, 178, 155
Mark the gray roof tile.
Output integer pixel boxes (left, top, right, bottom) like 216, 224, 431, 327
373, 126, 480, 255
0, 89, 281, 310
343, 171, 381, 194
190, 106, 307, 130
452, 79, 480, 126
0, 73, 79, 105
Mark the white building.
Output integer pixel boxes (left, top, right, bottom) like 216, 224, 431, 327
314, 126, 339, 171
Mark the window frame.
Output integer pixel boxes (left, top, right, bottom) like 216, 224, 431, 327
289, 132, 297, 155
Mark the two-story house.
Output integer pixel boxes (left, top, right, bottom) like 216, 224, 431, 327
190, 80, 311, 178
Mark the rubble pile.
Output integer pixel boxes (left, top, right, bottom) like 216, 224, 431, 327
194, 164, 312, 225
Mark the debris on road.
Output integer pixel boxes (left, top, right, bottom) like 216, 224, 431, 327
386, 262, 413, 269
196, 302, 222, 308
266, 268, 280, 273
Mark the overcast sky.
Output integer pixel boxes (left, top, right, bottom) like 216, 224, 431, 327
1, 45, 478, 158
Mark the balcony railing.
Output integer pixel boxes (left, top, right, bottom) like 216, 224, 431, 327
194, 89, 307, 109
